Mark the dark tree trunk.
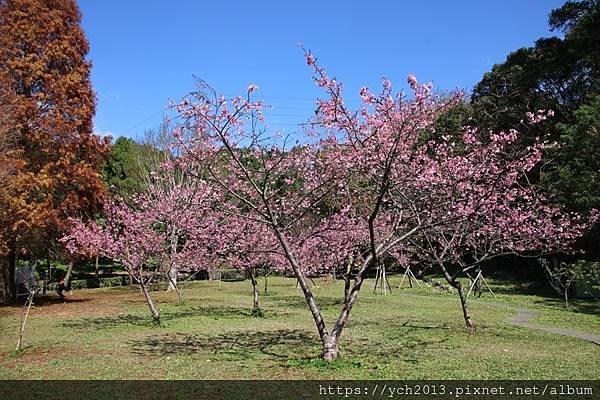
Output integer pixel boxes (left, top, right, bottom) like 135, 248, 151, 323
140, 281, 160, 323
56, 260, 74, 299
271, 226, 329, 346
263, 266, 269, 295
344, 274, 351, 303
343, 253, 354, 303
453, 280, 475, 328
94, 255, 99, 279
439, 262, 475, 328
44, 252, 51, 294
0, 245, 16, 305
249, 267, 262, 316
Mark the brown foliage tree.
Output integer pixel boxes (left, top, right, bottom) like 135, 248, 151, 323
0, 0, 109, 304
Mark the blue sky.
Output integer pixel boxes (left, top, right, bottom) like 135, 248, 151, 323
79, 0, 566, 140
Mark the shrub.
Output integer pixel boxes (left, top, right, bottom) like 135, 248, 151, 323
148, 282, 169, 291
70, 279, 93, 290
47, 276, 127, 292
220, 268, 246, 282
99, 276, 125, 287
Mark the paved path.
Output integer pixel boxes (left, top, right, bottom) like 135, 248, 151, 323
480, 301, 600, 346
402, 293, 600, 346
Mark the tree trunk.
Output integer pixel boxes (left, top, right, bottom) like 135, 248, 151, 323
564, 287, 569, 309
166, 265, 178, 292
271, 219, 417, 361
271, 226, 329, 345
94, 255, 99, 278
56, 260, 74, 299
344, 274, 351, 303
166, 268, 182, 302
44, 252, 51, 294
64, 260, 74, 285
326, 226, 421, 360
343, 253, 354, 303
329, 267, 368, 351
166, 232, 178, 292
140, 282, 160, 323
263, 266, 269, 295
249, 267, 261, 316
322, 334, 340, 361
439, 262, 475, 328
0, 245, 16, 305
454, 280, 475, 329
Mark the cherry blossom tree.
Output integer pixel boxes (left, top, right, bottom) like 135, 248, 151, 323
215, 216, 285, 315
135, 165, 214, 297
407, 123, 593, 327
62, 201, 165, 322
107, 46, 593, 360
299, 48, 470, 359
62, 173, 216, 321
171, 47, 465, 360
295, 207, 368, 302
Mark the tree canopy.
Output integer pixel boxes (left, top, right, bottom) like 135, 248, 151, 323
0, 0, 109, 303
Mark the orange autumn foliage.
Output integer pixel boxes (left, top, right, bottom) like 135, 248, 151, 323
0, 0, 110, 259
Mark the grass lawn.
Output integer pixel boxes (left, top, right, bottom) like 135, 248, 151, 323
0, 276, 598, 379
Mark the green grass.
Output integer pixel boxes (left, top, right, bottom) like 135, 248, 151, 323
0, 276, 598, 379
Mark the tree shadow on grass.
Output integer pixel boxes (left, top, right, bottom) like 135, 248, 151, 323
486, 280, 552, 297
164, 305, 252, 319
465, 277, 600, 317
129, 329, 320, 360
129, 324, 449, 369
341, 318, 451, 362
344, 334, 450, 365
533, 297, 600, 316
31, 296, 92, 307
62, 314, 150, 329
348, 316, 452, 331
61, 305, 253, 329
267, 294, 346, 310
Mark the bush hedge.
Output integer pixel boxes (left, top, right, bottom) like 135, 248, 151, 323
99, 276, 125, 287
48, 276, 127, 291
220, 268, 246, 282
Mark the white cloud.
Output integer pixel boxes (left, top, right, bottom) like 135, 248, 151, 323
92, 123, 115, 139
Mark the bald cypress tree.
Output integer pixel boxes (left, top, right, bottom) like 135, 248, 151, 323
0, 0, 109, 304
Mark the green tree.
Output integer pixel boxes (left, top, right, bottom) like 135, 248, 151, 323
470, 1, 599, 144
549, 0, 600, 77
102, 137, 145, 199
103, 128, 175, 200
470, 1, 600, 215
543, 95, 600, 212
454, 0, 600, 265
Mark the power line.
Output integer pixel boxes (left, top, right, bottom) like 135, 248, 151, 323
115, 91, 364, 137
121, 108, 169, 135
